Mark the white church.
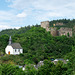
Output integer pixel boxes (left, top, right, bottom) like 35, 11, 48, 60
5, 36, 23, 55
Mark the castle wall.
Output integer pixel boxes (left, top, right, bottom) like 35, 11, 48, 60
41, 21, 72, 37
50, 27, 58, 36
41, 21, 50, 31
73, 26, 75, 35
59, 27, 72, 37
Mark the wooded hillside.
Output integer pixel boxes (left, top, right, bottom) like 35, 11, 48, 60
0, 19, 75, 74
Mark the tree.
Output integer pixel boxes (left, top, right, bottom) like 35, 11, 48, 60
25, 65, 37, 75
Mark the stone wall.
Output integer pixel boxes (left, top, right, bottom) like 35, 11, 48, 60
41, 21, 50, 31
59, 27, 72, 37
41, 21, 72, 37
73, 26, 75, 35
50, 27, 58, 36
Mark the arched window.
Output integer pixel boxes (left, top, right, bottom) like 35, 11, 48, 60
15, 49, 16, 52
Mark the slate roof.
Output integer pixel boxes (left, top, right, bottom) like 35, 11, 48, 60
10, 43, 22, 49
52, 59, 68, 64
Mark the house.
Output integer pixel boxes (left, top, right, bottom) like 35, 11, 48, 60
33, 61, 44, 69
36, 61, 44, 68
52, 59, 69, 64
5, 36, 23, 55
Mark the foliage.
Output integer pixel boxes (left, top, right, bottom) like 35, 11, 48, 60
0, 25, 40, 36
64, 47, 75, 74
0, 64, 25, 75
0, 20, 74, 74
0, 26, 74, 65
25, 65, 37, 75
37, 60, 72, 75
50, 19, 75, 28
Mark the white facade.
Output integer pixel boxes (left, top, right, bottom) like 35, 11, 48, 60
5, 45, 23, 55
5, 36, 23, 55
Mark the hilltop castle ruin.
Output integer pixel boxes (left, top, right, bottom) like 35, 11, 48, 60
41, 21, 72, 37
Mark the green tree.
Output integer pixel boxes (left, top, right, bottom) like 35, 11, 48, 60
25, 65, 37, 75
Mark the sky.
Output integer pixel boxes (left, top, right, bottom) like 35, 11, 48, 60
0, 0, 75, 30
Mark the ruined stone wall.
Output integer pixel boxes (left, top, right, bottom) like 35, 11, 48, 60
73, 26, 75, 35
41, 21, 50, 31
50, 27, 58, 36
58, 27, 72, 37
40, 21, 72, 37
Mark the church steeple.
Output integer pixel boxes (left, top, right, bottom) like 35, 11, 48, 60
9, 36, 12, 45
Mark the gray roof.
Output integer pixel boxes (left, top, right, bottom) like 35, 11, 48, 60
10, 43, 22, 49
52, 59, 68, 64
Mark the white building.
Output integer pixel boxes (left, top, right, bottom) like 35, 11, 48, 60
5, 36, 23, 55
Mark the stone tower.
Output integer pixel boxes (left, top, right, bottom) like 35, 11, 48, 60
41, 21, 50, 31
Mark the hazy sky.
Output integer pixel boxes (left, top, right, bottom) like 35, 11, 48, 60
0, 0, 75, 30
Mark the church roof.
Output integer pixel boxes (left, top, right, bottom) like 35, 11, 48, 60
10, 43, 23, 49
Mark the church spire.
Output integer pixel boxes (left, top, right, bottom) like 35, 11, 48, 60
9, 36, 12, 45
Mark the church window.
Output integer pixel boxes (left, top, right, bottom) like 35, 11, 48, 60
15, 49, 16, 52
19, 49, 20, 52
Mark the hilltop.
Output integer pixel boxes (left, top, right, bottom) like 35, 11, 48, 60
0, 24, 40, 36
0, 19, 75, 36
0, 25, 74, 64
50, 19, 75, 28
0, 19, 75, 74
